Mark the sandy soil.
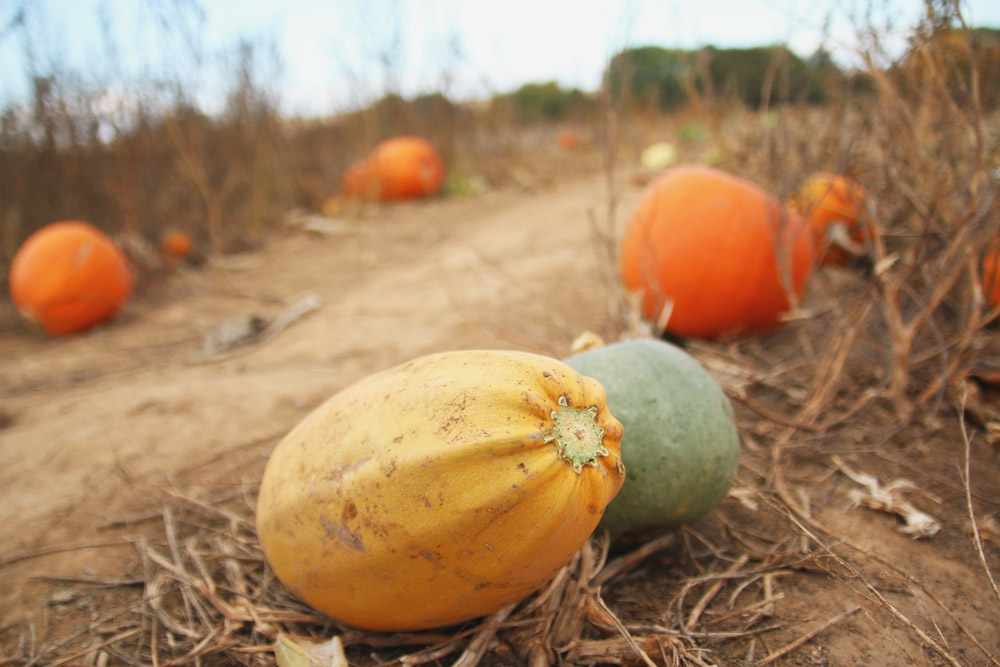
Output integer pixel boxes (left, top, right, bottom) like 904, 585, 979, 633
2, 171, 999, 665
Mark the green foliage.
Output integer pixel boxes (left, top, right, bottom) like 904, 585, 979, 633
504, 81, 592, 122
704, 45, 819, 106
605, 46, 695, 110
605, 44, 839, 110
676, 122, 707, 144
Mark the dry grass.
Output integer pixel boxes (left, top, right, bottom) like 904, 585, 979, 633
0, 486, 856, 666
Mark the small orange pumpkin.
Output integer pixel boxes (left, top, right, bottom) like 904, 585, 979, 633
982, 244, 1000, 308
557, 129, 580, 150
620, 165, 815, 340
342, 136, 445, 201
788, 172, 869, 265
9, 220, 133, 335
257, 349, 625, 631
160, 230, 193, 261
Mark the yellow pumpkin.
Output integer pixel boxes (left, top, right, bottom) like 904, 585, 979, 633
256, 349, 625, 632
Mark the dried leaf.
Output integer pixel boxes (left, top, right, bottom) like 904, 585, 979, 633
570, 331, 606, 354
274, 633, 348, 667
832, 456, 941, 538
873, 252, 899, 276
977, 515, 1000, 543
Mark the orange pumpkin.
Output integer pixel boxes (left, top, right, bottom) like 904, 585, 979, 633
982, 245, 1000, 308
342, 136, 445, 201
788, 172, 869, 265
620, 165, 815, 340
160, 230, 193, 261
256, 349, 625, 631
9, 220, 133, 335
557, 129, 580, 150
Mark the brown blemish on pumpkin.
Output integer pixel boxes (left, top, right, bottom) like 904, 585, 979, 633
321, 518, 365, 552
419, 549, 443, 565
342, 500, 358, 520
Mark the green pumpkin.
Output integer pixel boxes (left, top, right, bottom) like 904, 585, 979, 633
565, 338, 740, 537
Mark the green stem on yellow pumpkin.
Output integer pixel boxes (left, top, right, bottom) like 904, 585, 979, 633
545, 395, 609, 473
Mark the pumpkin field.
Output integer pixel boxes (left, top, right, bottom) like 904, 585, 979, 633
4, 9, 1000, 667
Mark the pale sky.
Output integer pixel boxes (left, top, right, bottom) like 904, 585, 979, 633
3, 0, 1000, 116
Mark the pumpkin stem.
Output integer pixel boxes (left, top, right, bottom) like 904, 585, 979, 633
544, 395, 609, 473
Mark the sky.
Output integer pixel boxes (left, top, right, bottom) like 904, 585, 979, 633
3, 0, 1000, 117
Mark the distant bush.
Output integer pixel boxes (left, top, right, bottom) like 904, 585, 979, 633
503, 81, 594, 122
604, 44, 840, 110
704, 45, 825, 107
605, 46, 696, 111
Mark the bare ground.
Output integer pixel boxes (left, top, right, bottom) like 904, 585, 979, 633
1, 170, 999, 666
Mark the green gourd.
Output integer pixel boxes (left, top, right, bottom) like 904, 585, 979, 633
565, 338, 740, 537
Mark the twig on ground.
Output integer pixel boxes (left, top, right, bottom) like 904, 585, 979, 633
958, 394, 1000, 608
773, 500, 966, 667
0, 541, 132, 568
451, 603, 516, 667
753, 606, 860, 666
684, 555, 750, 632
47, 628, 143, 667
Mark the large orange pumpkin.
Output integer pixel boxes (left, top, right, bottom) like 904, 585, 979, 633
256, 349, 625, 631
788, 172, 869, 265
342, 136, 445, 201
9, 221, 133, 336
620, 165, 815, 339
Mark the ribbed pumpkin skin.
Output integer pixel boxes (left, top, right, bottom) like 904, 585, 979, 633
620, 166, 815, 340
9, 221, 133, 336
256, 349, 625, 632
565, 339, 739, 538
789, 172, 869, 265
342, 136, 445, 201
